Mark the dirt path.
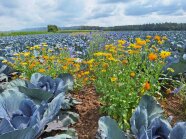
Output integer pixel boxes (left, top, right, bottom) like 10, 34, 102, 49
72, 86, 101, 139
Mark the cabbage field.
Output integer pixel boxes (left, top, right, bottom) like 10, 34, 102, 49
0, 31, 186, 139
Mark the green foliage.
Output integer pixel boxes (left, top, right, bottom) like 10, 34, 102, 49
47, 25, 59, 32
0, 31, 49, 37
92, 39, 170, 129
97, 95, 186, 139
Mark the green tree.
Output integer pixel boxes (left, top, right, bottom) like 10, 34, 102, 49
47, 25, 59, 32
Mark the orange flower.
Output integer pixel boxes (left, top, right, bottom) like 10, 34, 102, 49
77, 74, 82, 78
133, 45, 142, 49
148, 53, 158, 61
102, 63, 109, 68
29, 63, 36, 69
154, 35, 161, 41
122, 59, 128, 65
144, 81, 150, 91
136, 38, 146, 46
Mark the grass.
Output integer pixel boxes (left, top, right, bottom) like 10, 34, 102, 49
0, 31, 49, 37
0, 30, 97, 37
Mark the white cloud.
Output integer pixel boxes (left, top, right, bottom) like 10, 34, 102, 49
0, 0, 185, 31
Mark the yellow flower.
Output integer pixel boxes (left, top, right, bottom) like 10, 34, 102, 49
13, 53, 20, 56
109, 49, 117, 54
2, 60, 8, 63
146, 35, 152, 39
48, 49, 53, 52
41, 43, 47, 45
102, 63, 109, 68
101, 69, 106, 72
107, 57, 117, 61
84, 71, 90, 75
128, 43, 135, 48
50, 56, 55, 60
43, 55, 49, 60
93, 52, 104, 56
158, 40, 163, 45
166, 88, 171, 94
38, 68, 46, 73
148, 53, 158, 61
74, 64, 80, 71
130, 72, 135, 77
128, 50, 133, 54
34, 45, 40, 50
62, 65, 68, 70
162, 36, 168, 40
110, 77, 117, 82
42, 43, 48, 47
160, 51, 171, 59
24, 52, 30, 57
29, 47, 34, 50
167, 68, 174, 73
128, 50, 139, 54
146, 39, 151, 43
104, 53, 112, 58
118, 40, 126, 45
86, 59, 94, 64
21, 62, 27, 66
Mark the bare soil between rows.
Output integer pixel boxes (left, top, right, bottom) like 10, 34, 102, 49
71, 86, 101, 139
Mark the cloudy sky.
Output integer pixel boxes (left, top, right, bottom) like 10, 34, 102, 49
0, 0, 186, 31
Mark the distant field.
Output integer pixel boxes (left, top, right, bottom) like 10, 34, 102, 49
0, 30, 95, 37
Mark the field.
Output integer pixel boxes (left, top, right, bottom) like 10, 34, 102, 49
0, 30, 96, 37
0, 31, 186, 139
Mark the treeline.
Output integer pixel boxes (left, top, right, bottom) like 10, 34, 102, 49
72, 23, 186, 31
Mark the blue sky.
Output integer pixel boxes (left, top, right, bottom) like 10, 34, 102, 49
0, 0, 186, 31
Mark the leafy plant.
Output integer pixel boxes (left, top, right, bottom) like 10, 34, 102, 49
0, 72, 79, 139
44, 128, 78, 139
96, 116, 127, 139
96, 95, 186, 139
26, 72, 74, 96
92, 37, 171, 129
0, 89, 65, 138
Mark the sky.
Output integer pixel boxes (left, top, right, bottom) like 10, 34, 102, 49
0, 0, 186, 31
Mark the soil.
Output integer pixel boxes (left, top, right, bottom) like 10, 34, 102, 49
71, 85, 101, 139
159, 94, 186, 125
